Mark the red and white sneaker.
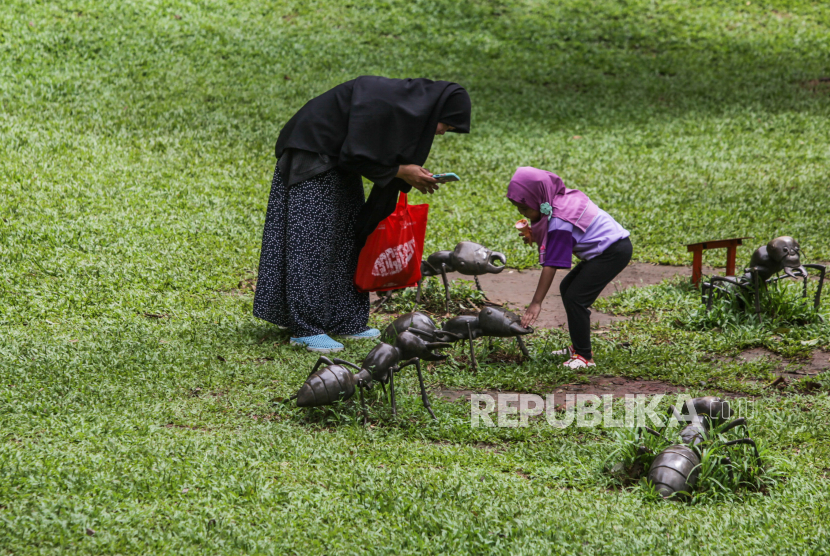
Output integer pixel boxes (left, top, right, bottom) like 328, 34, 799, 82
562, 354, 596, 369
552, 345, 575, 357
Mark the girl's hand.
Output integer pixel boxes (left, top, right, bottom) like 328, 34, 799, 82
518, 230, 533, 245
396, 165, 439, 194
524, 267, 555, 327
522, 301, 542, 328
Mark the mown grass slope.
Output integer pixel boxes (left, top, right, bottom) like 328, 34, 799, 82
1, 1, 830, 554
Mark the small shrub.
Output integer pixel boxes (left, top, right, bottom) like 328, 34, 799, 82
685, 277, 823, 331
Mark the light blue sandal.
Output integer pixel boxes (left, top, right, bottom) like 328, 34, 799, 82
290, 334, 344, 353
336, 328, 380, 340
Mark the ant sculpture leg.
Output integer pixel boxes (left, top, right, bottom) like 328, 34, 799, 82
661, 403, 701, 435
515, 336, 530, 359
466, 321, 478, 373
415, 360, 437, 420
440, 264, 451, 313
308, 356, 336, 377
358, 386, 368, 426
638, 426, 670, 443
720, 456, 734, 484
804, 264, 827, 310
330, 358, 365, 375
704, 277, 721, 310
706, 281, 714, 312
661, 404, 684, 434
332, 358, 373, 423
388, 367, 397, 417
334, 357, 372, 427
416, 261, 439, 307
373, 290, 395, 313
723, 438, 761, 462
750, 268, 762, 322
397, 357, 437, 420
705, 276, 743, 312
717, 417, 748, 435
474, 275, 483, 293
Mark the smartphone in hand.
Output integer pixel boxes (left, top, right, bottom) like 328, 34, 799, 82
432, 172, 460, 183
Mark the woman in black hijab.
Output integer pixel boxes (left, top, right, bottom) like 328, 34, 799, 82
254, 76, 471, 352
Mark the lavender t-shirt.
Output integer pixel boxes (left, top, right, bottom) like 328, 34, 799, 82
541, 209, 629, 268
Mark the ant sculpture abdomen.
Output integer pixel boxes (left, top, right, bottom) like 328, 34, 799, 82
293, 357, 371, 408
648, 445, 700, 498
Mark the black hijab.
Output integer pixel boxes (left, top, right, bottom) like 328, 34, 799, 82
274, 76, 471, 247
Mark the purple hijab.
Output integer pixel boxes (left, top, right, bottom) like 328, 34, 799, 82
506, 167, 598, 263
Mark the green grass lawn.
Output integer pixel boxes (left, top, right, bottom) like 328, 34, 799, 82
2, 0, 830, 553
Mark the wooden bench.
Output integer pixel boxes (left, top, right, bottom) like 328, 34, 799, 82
685, 237, 752, 286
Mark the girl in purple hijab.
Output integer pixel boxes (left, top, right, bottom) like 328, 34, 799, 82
507, 167, 632, 369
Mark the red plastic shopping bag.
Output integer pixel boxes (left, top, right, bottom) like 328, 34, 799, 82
354, 192, 429, 293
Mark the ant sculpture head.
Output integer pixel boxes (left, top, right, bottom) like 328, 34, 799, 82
478, 307, 533, 337
681, 396, 733, 426
450, 242, 507, 276
767, 236, 806, 278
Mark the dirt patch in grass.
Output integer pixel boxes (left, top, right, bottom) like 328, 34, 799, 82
430, 440, 505, 453
234, 262, 718, 330
372, 262, 718, 329
808, 351, 830, 373
246, 357, 276, 365
474, 442, 503, 452
801, 77, 830, 95
222, 271, 258, 297
451, 346, 526, 367
734, 347, 781, 363
248, 412, 283, 422
724, 347, 830, 378
165, 422, 211, 432
143, 312, 169, 319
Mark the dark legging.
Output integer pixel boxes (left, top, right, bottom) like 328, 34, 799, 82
559, 237, 633, 359
253, 165, 370, 337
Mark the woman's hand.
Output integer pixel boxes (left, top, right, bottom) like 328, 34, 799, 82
522, 301, 542, 328
518, 230, 533, 245
396, 165, 439, 194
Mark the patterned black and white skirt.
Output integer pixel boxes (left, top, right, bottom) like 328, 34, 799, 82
253, 165, 370, 337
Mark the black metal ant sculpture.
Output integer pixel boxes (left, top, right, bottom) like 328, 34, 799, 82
417, 242, 507, 313
702, 236, 826, 321
291, 329, 450, 423
361, 330, 450, 420
639, 397, 761, 499
383, 309, 533, 372
441, 307, 533, 372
